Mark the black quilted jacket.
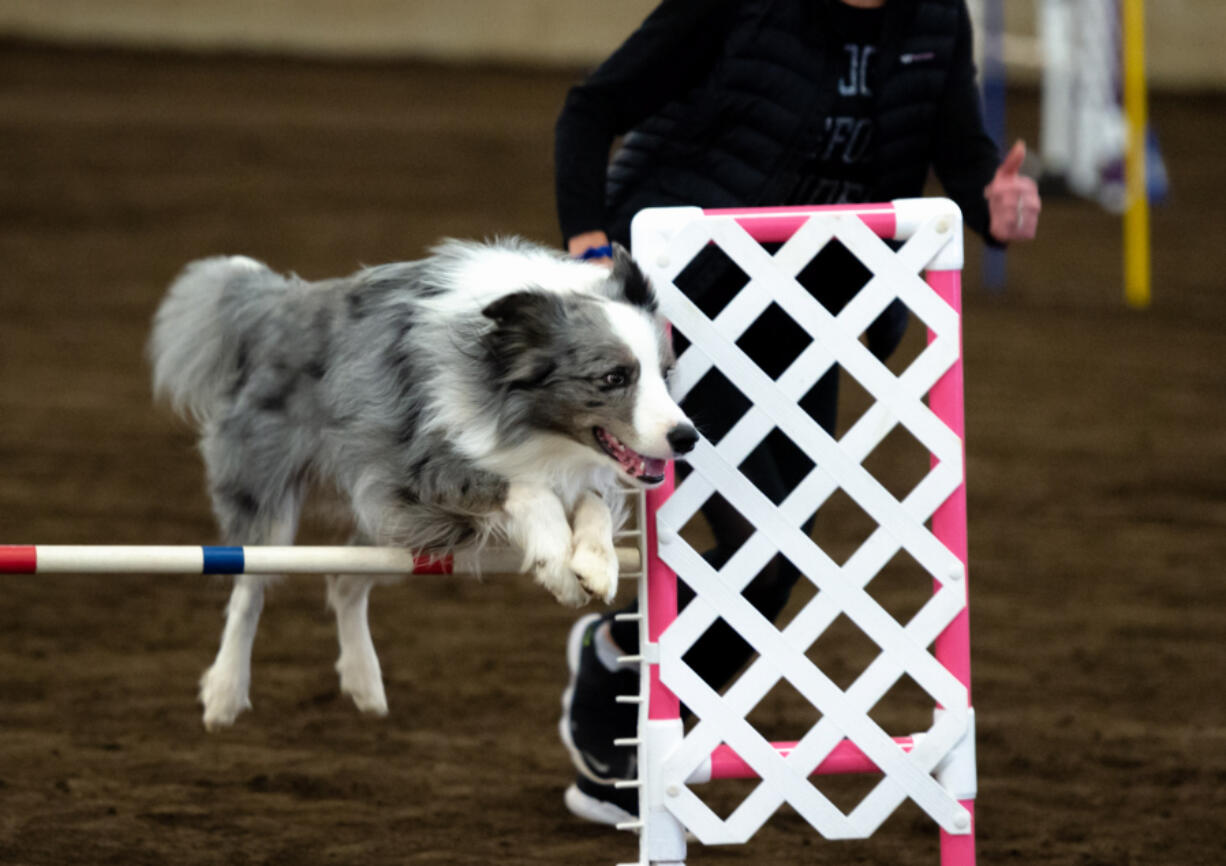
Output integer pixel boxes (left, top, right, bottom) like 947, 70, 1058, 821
555, 0, 1001, 246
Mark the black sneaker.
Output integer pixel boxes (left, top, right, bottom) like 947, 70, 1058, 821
558, 613, 639, 784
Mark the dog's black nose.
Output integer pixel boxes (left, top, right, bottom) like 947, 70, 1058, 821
667, 423, 699, 455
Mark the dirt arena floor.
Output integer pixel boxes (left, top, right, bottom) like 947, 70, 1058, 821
1, 42, 1224, 866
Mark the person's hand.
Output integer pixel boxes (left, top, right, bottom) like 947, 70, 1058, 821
567, 230, 614, 266
984, 140, 1041, 242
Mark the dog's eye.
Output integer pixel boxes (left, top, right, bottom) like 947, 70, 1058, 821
600, 368, 629, 388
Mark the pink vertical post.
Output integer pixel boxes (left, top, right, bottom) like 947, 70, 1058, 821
926, 268, 976, 866
645, 463, 681, 721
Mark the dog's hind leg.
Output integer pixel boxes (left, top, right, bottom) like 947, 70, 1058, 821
326, 558, 388, 717
200, 573, 270, 731
199, 480, 302, 731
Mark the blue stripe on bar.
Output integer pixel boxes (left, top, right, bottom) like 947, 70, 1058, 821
202, 546, 245, 574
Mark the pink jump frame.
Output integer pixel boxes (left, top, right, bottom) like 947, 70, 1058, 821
632, 199, 975, 866
925, 265, 975, 866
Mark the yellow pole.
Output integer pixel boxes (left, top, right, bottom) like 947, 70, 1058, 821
1123, 0, 1151, 308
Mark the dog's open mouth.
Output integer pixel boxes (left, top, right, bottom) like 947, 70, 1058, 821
594, 427, 667, 484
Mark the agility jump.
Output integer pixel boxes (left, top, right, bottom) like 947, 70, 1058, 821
2, 198, 975, 866
618, 199, 975, 866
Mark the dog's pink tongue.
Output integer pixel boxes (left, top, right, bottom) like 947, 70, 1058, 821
642, 456, 667, 478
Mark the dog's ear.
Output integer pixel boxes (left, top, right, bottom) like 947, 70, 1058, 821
481, 290, 562, 330
481, 290, 563, 388
608, 243, 657, 311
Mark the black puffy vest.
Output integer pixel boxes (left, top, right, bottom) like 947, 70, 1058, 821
603, 0, 972, 243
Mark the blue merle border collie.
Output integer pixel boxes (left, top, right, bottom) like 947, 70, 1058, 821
149, 238, 696, 730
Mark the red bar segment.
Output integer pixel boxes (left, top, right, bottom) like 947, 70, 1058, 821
411, 554, 454, 575
0, 545, 37, 573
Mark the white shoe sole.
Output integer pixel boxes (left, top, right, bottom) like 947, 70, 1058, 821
563, 782, 636, 828
565, 783, 697, 842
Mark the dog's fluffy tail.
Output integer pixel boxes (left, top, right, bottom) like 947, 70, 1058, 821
149, 255, 280, 421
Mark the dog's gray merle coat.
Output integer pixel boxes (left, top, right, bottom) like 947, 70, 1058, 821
153, 239, 680, 550
149, 237, 694, 729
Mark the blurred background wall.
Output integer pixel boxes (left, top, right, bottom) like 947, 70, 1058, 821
0, 0, 658, 66
1, 0, 1223, 88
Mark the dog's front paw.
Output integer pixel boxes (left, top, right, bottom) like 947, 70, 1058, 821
569, 537, 619, 604
519, 520, 588, 607
199, 664, 251, 731
533, 558, 590, 607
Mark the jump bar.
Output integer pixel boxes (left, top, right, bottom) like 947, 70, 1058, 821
0, 545, 642, 576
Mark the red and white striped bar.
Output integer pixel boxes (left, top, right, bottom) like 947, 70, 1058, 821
0, 545, 642, 576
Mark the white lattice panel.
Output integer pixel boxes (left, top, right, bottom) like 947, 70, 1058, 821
631, 202, 973, 848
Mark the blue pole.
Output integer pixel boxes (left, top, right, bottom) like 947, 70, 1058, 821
982, 0, 1007, 292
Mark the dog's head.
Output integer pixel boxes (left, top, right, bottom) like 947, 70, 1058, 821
481, 245, 697, 485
